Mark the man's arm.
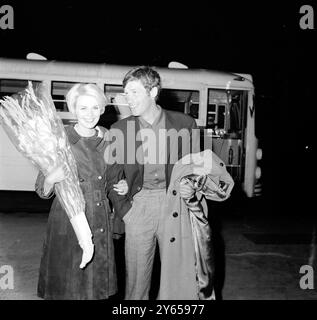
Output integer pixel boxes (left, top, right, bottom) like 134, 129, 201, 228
106, 164, 132, 219
105, 126, 132, 219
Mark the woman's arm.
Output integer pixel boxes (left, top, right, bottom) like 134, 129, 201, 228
35, 164, 68, 199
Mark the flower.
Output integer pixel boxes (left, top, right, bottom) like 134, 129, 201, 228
0, 81, 85, 219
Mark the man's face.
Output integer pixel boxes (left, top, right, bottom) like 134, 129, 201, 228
124, 80, 153, 117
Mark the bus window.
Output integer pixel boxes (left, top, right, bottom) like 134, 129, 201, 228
189, 103, 199, 119
227, 91, 247, 139
218, 105, 226, 129
51, 81, 84, 112
0, 79, 40, 99
206, 104, 216, 128
208, 89, 228, 135
104, 84, 124, 102
158, 89, 199, 118
208, 89, 247, 139
102, 84, 126, 127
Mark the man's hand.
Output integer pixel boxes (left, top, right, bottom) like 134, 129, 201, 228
113, 179, 129, 195
179, 180, 195, 199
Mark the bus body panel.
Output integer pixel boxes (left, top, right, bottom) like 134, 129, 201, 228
0, 58, 254, 91
0, 58, 260, 197
0, 125, 38, 190
243, 90, 257, 197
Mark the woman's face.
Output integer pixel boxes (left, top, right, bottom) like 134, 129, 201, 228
74, 95, 101, 130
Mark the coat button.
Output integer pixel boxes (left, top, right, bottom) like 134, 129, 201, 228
96, 202, 102, 206
170, 237, 175, 242
173, 212, 178, 218
172, 190, 177, 196
100, 228, 105, 233
79, 178, 84, 182
220, 162, 224, 167
137, 186, 141, 191
97, 176, 102, 180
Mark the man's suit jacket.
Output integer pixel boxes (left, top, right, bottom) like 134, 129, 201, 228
106, 109, 199, 219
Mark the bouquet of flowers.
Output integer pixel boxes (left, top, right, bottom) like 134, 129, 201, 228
0, 82, 93, 268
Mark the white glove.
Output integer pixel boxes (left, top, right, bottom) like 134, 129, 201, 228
70, 212, 94, 269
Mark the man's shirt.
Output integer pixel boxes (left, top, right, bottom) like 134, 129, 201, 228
138, 105, 166, 190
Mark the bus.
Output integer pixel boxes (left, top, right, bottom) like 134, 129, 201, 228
0, 57, 262, 200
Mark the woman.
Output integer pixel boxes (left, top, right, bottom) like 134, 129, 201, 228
35, 83, 127, 300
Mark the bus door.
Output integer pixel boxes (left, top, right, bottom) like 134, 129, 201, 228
204, 88, 247, 183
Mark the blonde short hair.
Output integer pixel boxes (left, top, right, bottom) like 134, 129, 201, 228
66, 83, 108, 114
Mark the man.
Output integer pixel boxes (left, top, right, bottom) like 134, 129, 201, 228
106, 66, 199, 300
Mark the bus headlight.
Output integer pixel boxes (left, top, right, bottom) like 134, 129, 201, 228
255, 166, 261, 179
256, 148, 262, 160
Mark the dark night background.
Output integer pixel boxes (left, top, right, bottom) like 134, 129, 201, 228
0, 1, 315, 215
0, 1, 317, 305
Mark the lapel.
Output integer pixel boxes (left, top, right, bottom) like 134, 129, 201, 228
164, 110, 173, 164
66, 125, 81, 145
133, 117, 144, 178
164, 110, 177, 189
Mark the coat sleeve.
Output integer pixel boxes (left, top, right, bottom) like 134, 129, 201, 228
181, 150, 234, 202
204, 151, 234, 201
105, 126, 132, 220
189, 150, 234, 201
201, 174, 234, 201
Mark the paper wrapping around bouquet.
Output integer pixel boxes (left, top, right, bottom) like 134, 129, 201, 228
0, 82, 86, 221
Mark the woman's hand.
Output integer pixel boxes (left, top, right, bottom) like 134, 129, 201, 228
46, 164, 69, 185
113, 179, 128, 195
43, 164, 70, 194
179, 180, 195, 199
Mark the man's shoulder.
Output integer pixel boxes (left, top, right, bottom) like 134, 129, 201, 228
110, 116, 136, 129
164, 109, 196, 127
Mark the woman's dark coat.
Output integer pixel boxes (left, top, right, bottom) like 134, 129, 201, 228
36, 125, 117, 300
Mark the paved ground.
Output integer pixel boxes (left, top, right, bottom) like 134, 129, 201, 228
1, 197, 317, 300
0, 212, 45, 300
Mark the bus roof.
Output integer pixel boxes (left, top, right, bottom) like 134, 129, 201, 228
0, 58, 254, 90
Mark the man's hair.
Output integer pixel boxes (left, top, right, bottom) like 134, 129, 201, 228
123, 66, 161, 97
